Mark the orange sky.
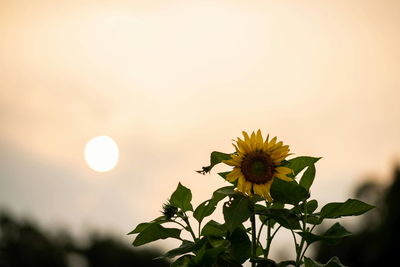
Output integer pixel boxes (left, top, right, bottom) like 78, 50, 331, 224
1, 0, 400, 260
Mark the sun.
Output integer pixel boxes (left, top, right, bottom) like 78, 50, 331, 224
84, 136, 119, 172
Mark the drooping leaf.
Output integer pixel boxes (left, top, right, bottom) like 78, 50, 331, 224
254, 205, 301, 230
128, 222, 152, 235
132, 224, 181, 246
304, 256, 347, 267
300, 164, 316, 191
201, 220, 227, 237
285, 156, 321, 177
270, 178, 310, 205
157, 240, 196, 259
228, 227, 251, 264
198, 151, 232, 174
320, 199, 375, 219
170, 182, 193, 212
297, 223, 351, 245
223, 196, 251, 231
193, 187, 230, 223
127, 216, 167, 235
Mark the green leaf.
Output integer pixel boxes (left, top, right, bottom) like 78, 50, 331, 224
215, 254, 243, 267
322, 223, 352, 243
306, 200, 318, 214
171, 255, 194, 267
297, 223, 351, 245
128, 222, 152, 235
192, 239, 228, 266
296, 200, 318, 215
223, 196, 251, 231
320, 199, 375, 219
127, 216, 167, 235
306, 215, 323, 225
157, 240, 195, 259
285, 156, 321, 177
198, 151, 232, 174
256, 245, 264, 257
193, 187, 229, 223
300, 164, 316, 191
304, 256, 347, 267
255, 205, 301, 230
217, 171, 230, 180
170, 183, 193, 212
201, 220, 227, 237
270, 178, 309, 205
228, 228, 251, 264
132, 224, 181, 246
215, 185, 237, 196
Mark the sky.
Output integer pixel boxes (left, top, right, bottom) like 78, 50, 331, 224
1, 0, 400, 261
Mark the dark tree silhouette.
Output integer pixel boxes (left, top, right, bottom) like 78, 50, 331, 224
0, 211, 169, 267
315, 167, 400, 267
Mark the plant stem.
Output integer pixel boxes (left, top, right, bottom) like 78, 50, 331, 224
295, 237, 305, 267
295, 201, 309, 267
256, 221, 265, 248
198, 222, 201, 238
265, 219, 272, 258
250, 213, 257, 267
182, 212, 197, 241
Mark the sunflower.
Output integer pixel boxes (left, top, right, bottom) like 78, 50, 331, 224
223, 130, 293, 201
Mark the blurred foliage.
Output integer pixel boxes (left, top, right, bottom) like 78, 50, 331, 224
0, 211, 169, 267
315, 167, 400, 267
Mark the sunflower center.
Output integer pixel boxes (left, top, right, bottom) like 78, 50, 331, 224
241, 152, 274, 184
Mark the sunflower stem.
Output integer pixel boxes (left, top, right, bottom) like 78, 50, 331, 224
295, 201, 308, 267
182, 213, 197, 242
265, 218, 272, 258
251, 213, 257, 267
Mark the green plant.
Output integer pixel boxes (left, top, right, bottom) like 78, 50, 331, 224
129, 131, 374, 266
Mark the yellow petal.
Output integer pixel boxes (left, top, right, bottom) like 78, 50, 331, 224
269, 141, 283, 152
244, 181, 253, 196
226, 168, 241, 182
237, 138, 250, 153
275, 166, 293, 175
251, 131, 256, 141
231, 154, 243, 163
242, 131, 250, 141
271, 145, 288, 154
244, 131, 255, 151
222, 159, 240, 167
233, 143, 240, 153
264, 181, 274, 201
237, 175, 245, 192
253, 184, 263, 196
275, 173, 294, 182
269, 136, 277, 144
263, 135, 271, 151
256, 129, 263, 150
273, 153, 293, 164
